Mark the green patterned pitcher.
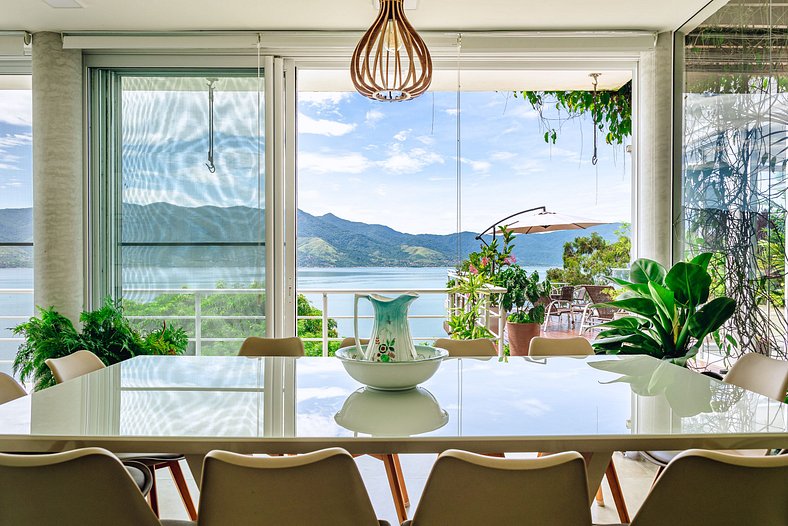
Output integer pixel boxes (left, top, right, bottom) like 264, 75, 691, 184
354, 292, 419, 362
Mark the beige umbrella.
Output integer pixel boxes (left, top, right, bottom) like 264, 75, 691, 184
476, 206, 607, 242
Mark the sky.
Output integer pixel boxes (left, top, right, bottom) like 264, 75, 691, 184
0, 82, 631, 236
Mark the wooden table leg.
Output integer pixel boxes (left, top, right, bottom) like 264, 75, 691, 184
184, 454, 204, 490
382, 453, 408, 524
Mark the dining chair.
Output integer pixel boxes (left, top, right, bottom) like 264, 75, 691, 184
543, 285, 577, 329
339, 336, 410, 522
238, 336, 305, 357
642, 352, 788, 478
627, 449, 788, 526
0, 372, 27, 404
529, 336, 593, 356
433, 337, 497, 357
525, 336, 629, 522
402, 450, 592, 526
45, 350, 197, 520
0, 447, 191, 526
198, 447, 390, 526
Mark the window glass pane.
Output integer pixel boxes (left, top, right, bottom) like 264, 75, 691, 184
119, 75, 265, 356
0, 77, 32, 375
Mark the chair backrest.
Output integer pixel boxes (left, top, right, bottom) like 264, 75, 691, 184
238, 336, 305, 357
45, 350, 105, 384
338, 337, 370, 349
0, 447, 160, 526
724, 352, 788, 402
559, 286, 575, 301
0, 373, 26, 405
433, 338, 497, 357
630, 449, 788, 526
409, 450, 591, 526
198, 447, 381, 526
529, 337, 593, 357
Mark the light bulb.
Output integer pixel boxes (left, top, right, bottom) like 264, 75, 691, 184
383, 20, 404, 52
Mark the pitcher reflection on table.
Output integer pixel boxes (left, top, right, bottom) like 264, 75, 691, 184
354, 292, 420, 362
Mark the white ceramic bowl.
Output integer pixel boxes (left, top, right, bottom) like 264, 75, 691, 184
335, 387, 449, 436
335, 345, 448, 391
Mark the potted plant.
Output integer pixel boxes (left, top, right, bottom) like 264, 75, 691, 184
13, 297, 189, 391
591, 253, 736, 366
498, 266, 550, 355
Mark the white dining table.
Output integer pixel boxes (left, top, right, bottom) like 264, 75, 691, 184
0, 354, 786, 507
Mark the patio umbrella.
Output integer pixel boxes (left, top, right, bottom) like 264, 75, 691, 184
476, 206, 608, 243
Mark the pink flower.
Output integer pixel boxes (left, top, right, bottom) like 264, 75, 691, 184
504, 255, 516, 264
469, 264, 479, 275
481, 257, 489, 267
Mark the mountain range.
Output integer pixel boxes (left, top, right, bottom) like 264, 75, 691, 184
0, 205, 623, 268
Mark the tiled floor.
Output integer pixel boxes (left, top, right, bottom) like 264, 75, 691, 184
154, 452, 658, 524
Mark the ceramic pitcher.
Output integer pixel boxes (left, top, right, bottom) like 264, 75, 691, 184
354, 292, 419, 362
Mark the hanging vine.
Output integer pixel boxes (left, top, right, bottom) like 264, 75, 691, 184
514, 80, 632, 146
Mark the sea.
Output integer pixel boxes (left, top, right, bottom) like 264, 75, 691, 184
0, 265, 553, 368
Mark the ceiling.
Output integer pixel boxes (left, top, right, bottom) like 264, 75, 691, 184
0, 0, 714, 33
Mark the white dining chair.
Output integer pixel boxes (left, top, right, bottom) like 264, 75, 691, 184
45, 350, 197, 520
403, 450, 592, 526
433, 337, 497, 357
0, 447, 190, 526
0, 372, 27, 404
198, 447, 389, 526
629, 449, 788, 526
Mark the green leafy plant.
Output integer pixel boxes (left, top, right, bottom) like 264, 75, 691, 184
447, 272, 495, 340
459, 226, 517, 279
591, 253, 737, 366
498, 266, 550, 325
12, 298, 189, 391
546, 225, 632, 285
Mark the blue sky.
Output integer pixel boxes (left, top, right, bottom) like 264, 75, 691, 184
0, 85, 631, 236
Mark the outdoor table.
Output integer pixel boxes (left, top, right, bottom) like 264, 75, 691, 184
0, 354, 786, 505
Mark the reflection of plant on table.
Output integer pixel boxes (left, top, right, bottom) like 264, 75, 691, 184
591, 253, 736, 367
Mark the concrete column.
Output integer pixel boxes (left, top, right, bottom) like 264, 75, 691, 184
32, 32, 83, 324
637, 32, 675, 267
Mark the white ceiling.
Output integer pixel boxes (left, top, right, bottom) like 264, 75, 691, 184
0, 0, 712, 33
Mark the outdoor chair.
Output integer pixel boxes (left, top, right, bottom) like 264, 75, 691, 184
338, 336, 411, 523
402, 450, 592, 526
238, 336, 305, 357
524, 336, 629, 522
45, 350, 197, 520
198, 447, 389, 526
641, 353, 788, 478
433, 337, 497, 357
543, 285, 577, 329
577, 285, 617, 334
626, 450, 788, 526
0, 447, 189, 526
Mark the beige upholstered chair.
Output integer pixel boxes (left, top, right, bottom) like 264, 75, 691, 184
642, 352, 788, 478
433, 338, 497, 357
198, 448, 389, 526
0, 372, 26, 404
402, 450, 592, 526
44, 350, 197, 520
338, 336, 409, 522
630, 450, 788, 526
45, 349, 105, 384
238, 336, 305, 357
529, 336, 593, 356
0, 447, 190, 526
525, 336, 628, 521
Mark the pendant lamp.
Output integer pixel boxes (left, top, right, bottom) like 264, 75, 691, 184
351, 0, 432, 102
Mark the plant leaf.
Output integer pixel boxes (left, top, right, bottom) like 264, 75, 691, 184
665, 262, 711, 306
689, 252, 713, 271
629, 258, 667, 285
595, 297, 657, 318
688, 297, 736, 340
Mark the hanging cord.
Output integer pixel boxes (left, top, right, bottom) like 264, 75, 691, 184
590, 73, 600, 166
455, 33, 463, 265
256, 34, 264, 292
205, 78, 218, 173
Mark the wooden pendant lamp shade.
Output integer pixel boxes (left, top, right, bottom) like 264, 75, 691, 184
351, 0, 432, 101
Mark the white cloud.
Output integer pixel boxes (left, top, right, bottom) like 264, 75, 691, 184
298, 92, 352, 108
393, 129, 410, 142
298, 113, 356, 137
460, 157, 492, 173
365, 109, 384, 126
378, 147, 444, 174
0, 133, 32, 149
491, 151, 516, 161
300, 151, 370, 175
416, 135, 435, 145
0, 91, 32, 126
444, 108, 460, 116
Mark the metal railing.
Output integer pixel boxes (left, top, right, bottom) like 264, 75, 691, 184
0, 288, 34, 370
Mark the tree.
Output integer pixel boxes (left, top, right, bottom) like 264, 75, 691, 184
546, 226, 631, 285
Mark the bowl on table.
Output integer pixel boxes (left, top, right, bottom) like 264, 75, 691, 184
335, 345, 448, 391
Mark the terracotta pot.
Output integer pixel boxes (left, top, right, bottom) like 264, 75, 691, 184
507, 321, 541, 356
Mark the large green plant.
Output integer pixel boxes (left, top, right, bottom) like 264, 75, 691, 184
13, 298, 188, 391
447, 273, 495, 340
498, 266, 550, 325
592, 254, 736, 366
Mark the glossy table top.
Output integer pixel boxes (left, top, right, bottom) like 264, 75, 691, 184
0, 355, 785, 454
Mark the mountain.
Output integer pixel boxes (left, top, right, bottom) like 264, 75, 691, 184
0, 205, 624, 268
